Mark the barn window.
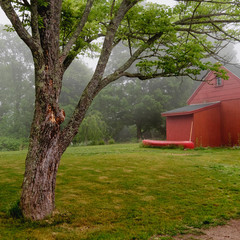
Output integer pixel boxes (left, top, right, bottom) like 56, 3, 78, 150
216, 77, 223, 87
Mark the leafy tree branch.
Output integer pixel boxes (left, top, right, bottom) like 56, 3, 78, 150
0, 0, 40, 54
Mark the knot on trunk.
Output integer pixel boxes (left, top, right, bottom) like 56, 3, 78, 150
46, 105, 65, 125
56, 109, 65, 125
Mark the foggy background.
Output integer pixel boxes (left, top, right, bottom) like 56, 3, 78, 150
0, 1, 240, 149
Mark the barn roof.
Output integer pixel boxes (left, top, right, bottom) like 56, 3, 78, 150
162, 101, 220, 117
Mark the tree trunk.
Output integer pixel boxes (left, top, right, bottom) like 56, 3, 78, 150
19, 62, 98, 220
20, 74, 100, 220
20, 68, 64, 219
19, 43, 67, 219
137, 124, 142, 140
20, 137, 61, 220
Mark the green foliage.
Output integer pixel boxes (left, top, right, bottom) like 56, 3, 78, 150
38, 0, 49, 7
136, 33, 226, 79
6, 0, 240, 79
73, 111, 109, 144
0, 137, 28, 151
91, 75, 195, 141
97, 139, 105, 145
108, 138, 115, 144
60, 0, 110, 56
117, 3, 174, 43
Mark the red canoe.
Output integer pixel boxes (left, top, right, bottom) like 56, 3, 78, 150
142, 139, 194, 149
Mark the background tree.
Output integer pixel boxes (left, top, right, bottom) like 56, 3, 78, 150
59, 59, 93, 125
0, 26, 92, 139
0, 0, 240, 220
0, 25, 34, 138
91, 76, 195, 141
74, 110, 109, 144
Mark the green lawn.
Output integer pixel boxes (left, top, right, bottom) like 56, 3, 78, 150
1, 144, 240, 239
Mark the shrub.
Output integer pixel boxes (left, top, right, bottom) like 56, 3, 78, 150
97, 139, 105, 145
108, 138, 115, 144
0, 137, 28, 151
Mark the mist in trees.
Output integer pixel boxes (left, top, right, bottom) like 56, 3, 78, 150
0, 25, 34, 139
0, 25, 238, 146
89, 77, 195, 141
0, 25, 192, 144
0, 25, 93, 145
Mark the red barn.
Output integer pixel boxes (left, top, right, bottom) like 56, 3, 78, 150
162, 67, 240, 147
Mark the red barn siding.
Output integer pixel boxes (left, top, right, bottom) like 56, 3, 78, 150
166, 115, 193, 141
221, 99, 240, 146
188, 68, 240, 105
193, 105, 221, 147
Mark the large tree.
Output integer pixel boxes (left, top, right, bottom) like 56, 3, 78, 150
0, 0, 239, 220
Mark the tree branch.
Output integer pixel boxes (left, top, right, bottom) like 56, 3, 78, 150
0, 0, 41, 54
176, 0, 240, 5
60, 0, 95, 63
15, 0, 30, 7
211, 22, 240, 42
175, 13, 240, 25
127, 16, 133, 56
30, 0, 40, 43
100, 32, 164, 88
176, 27, 211, 34
63, 33, 105, 71
185, 1, 202, 43
89, 0, 140, 83
59, 0, 141, 153
110, 0, 116, 18
120, 72, 195, 80
22, 0, 30, 7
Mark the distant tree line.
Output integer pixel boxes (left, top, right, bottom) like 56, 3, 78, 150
2, 25, 237, 149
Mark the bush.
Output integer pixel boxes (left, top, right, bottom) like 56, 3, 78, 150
108, 138, 115, 144
97, 139, 105, 145
74, 111, 109, 144
0, 137, 28, 151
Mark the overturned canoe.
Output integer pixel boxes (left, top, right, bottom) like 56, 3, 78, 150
142, 139, 194, 149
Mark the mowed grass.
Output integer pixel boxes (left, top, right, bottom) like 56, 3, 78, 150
1, 144, 240, 239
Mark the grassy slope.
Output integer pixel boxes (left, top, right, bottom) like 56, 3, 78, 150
1, 144, 240, 239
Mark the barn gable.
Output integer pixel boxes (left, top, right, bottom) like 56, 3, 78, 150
188, 66, 240, 105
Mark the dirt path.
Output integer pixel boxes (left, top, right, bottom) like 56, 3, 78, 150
173, 219, 240, 240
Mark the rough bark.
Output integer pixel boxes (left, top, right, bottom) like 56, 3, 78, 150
19, 0, 66, 220
20, 137, 61, 220
20, 61, 66, 219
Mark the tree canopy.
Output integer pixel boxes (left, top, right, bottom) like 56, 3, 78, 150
1, 1, 239, 82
